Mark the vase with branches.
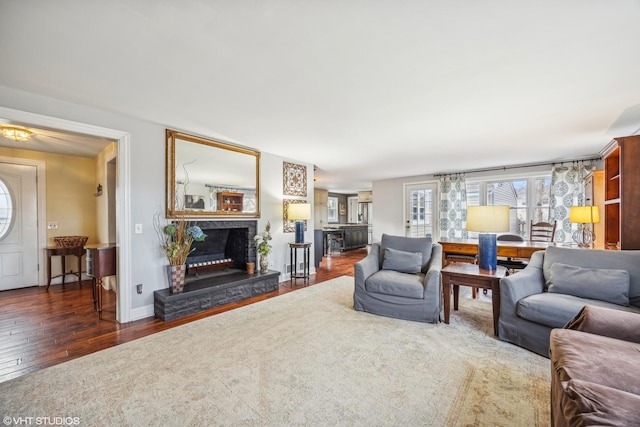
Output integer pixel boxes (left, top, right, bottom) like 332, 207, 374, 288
254, 221, 272, 273
154, 213, 206, 292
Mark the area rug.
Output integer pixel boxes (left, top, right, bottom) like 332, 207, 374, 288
0, 276, 550, 426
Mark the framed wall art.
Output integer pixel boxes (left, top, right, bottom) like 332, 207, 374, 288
283, 161, 307, 197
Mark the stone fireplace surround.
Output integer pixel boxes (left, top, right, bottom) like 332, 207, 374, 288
154, 220, 280, 321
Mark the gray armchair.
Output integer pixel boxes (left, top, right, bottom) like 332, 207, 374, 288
354, 234, 442, 323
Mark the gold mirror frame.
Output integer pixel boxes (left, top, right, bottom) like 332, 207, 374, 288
166, 129, 261, 218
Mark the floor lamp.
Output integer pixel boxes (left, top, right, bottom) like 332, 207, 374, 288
570, 206, 599, 247
288, 203, 311, 244
466, 205, 510, 271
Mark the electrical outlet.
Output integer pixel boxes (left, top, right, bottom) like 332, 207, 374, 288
269, 261, 274, 268
47, 222, 58, 230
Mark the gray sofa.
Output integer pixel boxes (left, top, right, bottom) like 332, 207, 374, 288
499, 246, 640, 356
354, 234, 442, 323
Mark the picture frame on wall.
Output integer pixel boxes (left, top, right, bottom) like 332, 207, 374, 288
283, 161, 307, 197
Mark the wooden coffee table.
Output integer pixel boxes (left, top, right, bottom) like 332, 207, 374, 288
441, 262, 508, 335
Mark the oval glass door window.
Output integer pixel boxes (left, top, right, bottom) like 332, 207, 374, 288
0, 178, 15, 240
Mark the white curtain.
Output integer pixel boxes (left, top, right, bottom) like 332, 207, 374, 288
439, 175, 468, 239
550, 163, 594, 244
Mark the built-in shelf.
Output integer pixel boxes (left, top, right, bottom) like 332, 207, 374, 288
600, 135, 640, 249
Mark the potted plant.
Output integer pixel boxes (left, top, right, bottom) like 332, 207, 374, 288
154, 213, 206, 293
254, 221, 272, 273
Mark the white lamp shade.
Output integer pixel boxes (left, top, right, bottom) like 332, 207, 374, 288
570, 206, 600, 224
466, 206, 510, 233
288, 203, 311, 220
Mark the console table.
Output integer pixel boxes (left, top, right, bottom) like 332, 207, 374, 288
86, 243, 117, 320
289, 242, 311, 283
45, 245, 84, 289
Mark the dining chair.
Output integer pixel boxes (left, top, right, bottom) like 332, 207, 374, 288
530, 221, 557, 242
497, 233, 528, 273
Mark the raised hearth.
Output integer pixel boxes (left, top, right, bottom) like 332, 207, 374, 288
154, 270, 280, 321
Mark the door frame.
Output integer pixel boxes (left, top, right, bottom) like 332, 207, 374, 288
0, 156, 46, 287
0, 106, 132, 323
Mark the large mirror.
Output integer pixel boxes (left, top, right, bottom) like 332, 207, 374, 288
166, 129, 260, 218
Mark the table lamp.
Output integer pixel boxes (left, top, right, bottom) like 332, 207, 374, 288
288, 203, 311, 243
570, 206, 599, 247
466, 205, 510, 271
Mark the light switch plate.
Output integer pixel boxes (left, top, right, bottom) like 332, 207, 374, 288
47, 222, 58, 230
135, 224, 143, 234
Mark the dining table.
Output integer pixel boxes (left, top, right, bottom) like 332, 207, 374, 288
438, 238, 555, 267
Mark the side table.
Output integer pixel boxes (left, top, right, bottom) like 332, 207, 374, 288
86, 244, 117, 320
441, 262, 507, 335
45, 245, 84, 290
289, 242, 311, 283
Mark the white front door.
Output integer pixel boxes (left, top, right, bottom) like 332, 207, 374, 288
0, 162, 39, 290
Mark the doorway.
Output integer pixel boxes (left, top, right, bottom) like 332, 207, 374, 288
0, 106, 132, 323
404, 182, 438, 238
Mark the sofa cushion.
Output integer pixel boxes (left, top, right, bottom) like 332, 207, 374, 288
382, 247, 422, 274
516, 293, 640, 329
381, 234, 432, 273
548, 262, 630, 306
365, 270, 424, 299
542, 246, 640, 307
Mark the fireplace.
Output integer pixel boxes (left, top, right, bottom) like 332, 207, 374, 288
155, 219, 279, 321
186, 220, 257, 276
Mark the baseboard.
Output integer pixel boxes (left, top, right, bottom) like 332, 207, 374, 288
130, 304, 155, 321
47, 272, 92, 286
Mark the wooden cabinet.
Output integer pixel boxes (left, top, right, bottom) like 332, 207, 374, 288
601, 135, 640, 249
217, 192, 243, 212
314, 189, 328, 229
584, 170, 604, 249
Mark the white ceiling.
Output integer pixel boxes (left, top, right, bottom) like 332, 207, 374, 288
1, 1, 639, 192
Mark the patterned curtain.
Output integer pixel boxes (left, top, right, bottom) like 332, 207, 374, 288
550, 163, 594, 244
439, 175, 468, 239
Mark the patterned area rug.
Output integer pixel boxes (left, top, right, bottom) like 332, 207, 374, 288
0, 276, 550, 426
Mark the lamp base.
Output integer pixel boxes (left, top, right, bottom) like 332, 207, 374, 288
477, 233, 497, 271
294, 221, 305, 244
572, 224, 594, 247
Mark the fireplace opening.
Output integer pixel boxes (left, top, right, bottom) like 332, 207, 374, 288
185, 220, 257, 278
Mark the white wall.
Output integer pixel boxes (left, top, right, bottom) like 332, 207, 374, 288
0, 85, 314, 319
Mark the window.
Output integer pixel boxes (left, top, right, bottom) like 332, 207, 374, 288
328, 196, 338, 222
466, 175, 551, 238
0, 178, 14, 240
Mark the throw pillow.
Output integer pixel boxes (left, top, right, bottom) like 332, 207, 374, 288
382, 247, 423, 274
548, 262, 630, 306
380, 233, 432, 273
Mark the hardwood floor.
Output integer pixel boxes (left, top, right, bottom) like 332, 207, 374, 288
0, 248, 368, 384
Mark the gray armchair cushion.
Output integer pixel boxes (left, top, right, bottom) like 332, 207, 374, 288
365, 270, 425, 299
382, 247, 422, 274
380, 233, 432, 273
548, 262, 630, 306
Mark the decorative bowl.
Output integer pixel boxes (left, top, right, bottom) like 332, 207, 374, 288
53, 236, 88, 248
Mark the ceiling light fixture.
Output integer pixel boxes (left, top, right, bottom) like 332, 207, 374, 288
1, 127, 32, 142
